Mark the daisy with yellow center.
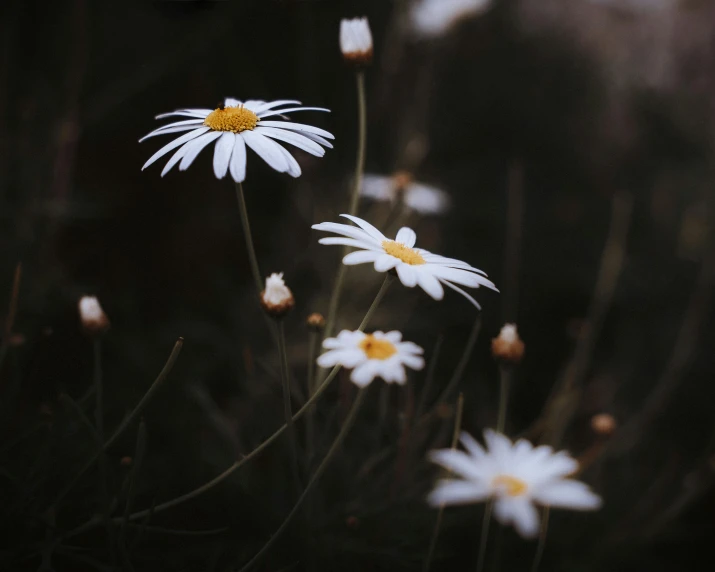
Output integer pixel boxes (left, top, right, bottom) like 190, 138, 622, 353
428, 430, 602, 538
312, 214, 497, 308
316, 330, 424, 387
140, 97, 334, 182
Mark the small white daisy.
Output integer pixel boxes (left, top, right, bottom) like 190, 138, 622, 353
317, 330, 424, 387
140, 98, 334, 183
362, 172, 450, 215
340, 17, 373, 64
312, 214, 497, 308
410, 0, 492, 39
428, 430, 602, 538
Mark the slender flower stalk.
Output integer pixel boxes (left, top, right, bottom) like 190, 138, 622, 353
433, 314, 482, 408
425, 393, 464, 572
531, 507, 550, 572
476, 500, 493, 572
277, 321, 300, 492
235, 182, 264, 298
236, 388, 370, 572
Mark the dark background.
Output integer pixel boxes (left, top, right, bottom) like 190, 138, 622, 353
1, 0, 715, 570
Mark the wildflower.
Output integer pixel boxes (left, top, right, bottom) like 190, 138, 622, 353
78, 296, 110, 336
410, 0, 492, 39
306, 312, 326, 331
260, 273, 294, 319
428, 430, 602, 538
591, 413, 616, 437
140, 98, 334, 182
339, 17, 373, 65
361, 172, 450, 215
491, 323, 525, 364
312, 214, 497, 308
317, 330, 424, 386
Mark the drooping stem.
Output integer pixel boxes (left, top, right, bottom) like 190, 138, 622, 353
424, 393, 464, 572
475, 500, 493, 572
278, 320, 300, 492
234, 181, 264, 298
236, 388, 369, 572
323, 70, 368, 342
496, 366, 512, 434
530, 507, 550, 572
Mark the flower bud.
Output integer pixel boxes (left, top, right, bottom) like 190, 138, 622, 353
306, 312, 326, 331
78, 296, 110, 337
590, 413, 616, 437
491, 323, 524, 365
260, 273, 294, 319
340, 17, 373, 66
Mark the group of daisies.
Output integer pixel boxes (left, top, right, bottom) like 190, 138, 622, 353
138, 14, 600, 541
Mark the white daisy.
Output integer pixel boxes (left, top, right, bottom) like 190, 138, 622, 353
140, 98, 334, 183
340, 17, 373, 64
316, 330, 425, 387
312, 214, 497, 308
410, 0, 492, 39
362, 172, 450, 215
428, 430, 602, 538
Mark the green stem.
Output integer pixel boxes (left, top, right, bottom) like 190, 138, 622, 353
93, 339, 114, 562
433, 314, 482, 408
306, 330, 319, 469
237, 388, 369, 572
496, 366, 511, 434
234, 181, 264, 297
476, 500, 493, 572
322, 70, 368, 342
278, 320, 300, 492
49, 338, 183, 510
530, 507, 550, 572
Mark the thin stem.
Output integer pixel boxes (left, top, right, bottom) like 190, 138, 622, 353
236, 388, 369, 572
278, 321, 300, 493
357, 274, 392, 331
234, 182, 264, 297
118, 419, 147, 551
503, 161, 523, 323
475, 500, 493, 572
93, 339, 113, 561
120, 280, 390, 525
496, 366, 511, 434
415, 334, 444, 421
305, 329, 319, 468
433, 314, 482, 409
424, 393, 464, 572
530, 507, 550, 572
49, 338, 183, 510
322, 71, 368, 342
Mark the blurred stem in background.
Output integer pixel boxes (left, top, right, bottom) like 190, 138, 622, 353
236, 387, 370, 572
277, 321, 301, 494
322, 71, 367, 344
424, 393, 464, 572
530, 507, 550, 572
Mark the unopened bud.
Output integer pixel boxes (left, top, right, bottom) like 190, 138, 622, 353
306, 312, 326, 331
392, 170, 413, 193
260, 273, 295, 319
590, 413, 616, 437
120, 456, 133, 467
491, 323, 524, 364
340, 17, 373, 66
78, 296, 110, 336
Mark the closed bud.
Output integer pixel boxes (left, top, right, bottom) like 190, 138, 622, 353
260, 273, 294, 319
306, 312, 326, 331
340, 17, 373, 66
590, 413, 616, 437
78, 296, 110, 337
491, 323, 524, 364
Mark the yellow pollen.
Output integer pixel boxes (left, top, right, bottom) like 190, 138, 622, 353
359, 335, 397, 360
203, 105, 259, 133
382, 240, 426, 265
492, 475, 528, 497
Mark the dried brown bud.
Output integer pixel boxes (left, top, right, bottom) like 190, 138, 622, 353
590, 413, 617, 437
340, 18, 373, 66
306, 312, 326, 331
260, 273, 295, 319
78, 296, 110, 336
491, 323, 524, 364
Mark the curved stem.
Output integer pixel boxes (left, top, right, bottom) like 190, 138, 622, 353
278, 321, 300, 492
475, 500, 493, 572
433, 313, 482, 408
237, 388, 369, 572
234, 182, 264, 297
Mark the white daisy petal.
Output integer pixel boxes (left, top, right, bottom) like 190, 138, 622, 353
400, 354, 425, 370
139, 119, 206, 142
319, 237, 377, 250
255, 126, 325, 156
396, 264, 419, 288
274, 142, 302, 178
440, 280, 482, 309
361, 174, 395, 201
395, 227, 417, 247
416, 270, 445, 300
229, 134, 247, 183
317, 348, 365, 369
428, 479, 490, 506
343, 250, 382, 265
494, 498, 540, 539
155, 110, 211, 120
213, 133, 235, 179
142, 127, 210, 170
340, 214, 387, 242
311, 222, 381, 246
374, 254, 399, 272
428, 450, 488, 481
459, 431, 487, 460
532, 480, 602, 510
351, 361, 380, 386
248, 99, 301, 114
257, 120, 334, 139
257, 106, 330, 119
224, 98, 241, 107
179, 131, 222, 171
241, 130, 289, 173
299, 131, 334, 149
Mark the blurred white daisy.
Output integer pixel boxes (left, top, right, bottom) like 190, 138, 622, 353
140, 98, 334, 183
312, 214, 497, 308
362, 171, 450, 215
340, 17, 373, 64
317, 330, 424, 386
428, 430, 602, 538
410, 0, 492, 39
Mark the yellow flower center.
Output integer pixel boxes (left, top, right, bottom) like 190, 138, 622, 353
381, 240, 426, 265
203, 105, 259, 133
359, 334, 397, 360
491, 475, 528, 497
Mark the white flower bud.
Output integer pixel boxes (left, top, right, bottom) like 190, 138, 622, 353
491, 323, 524, 364
340, 17, 373, 66
78, 296, 110, 336
260, 273, 295, 319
